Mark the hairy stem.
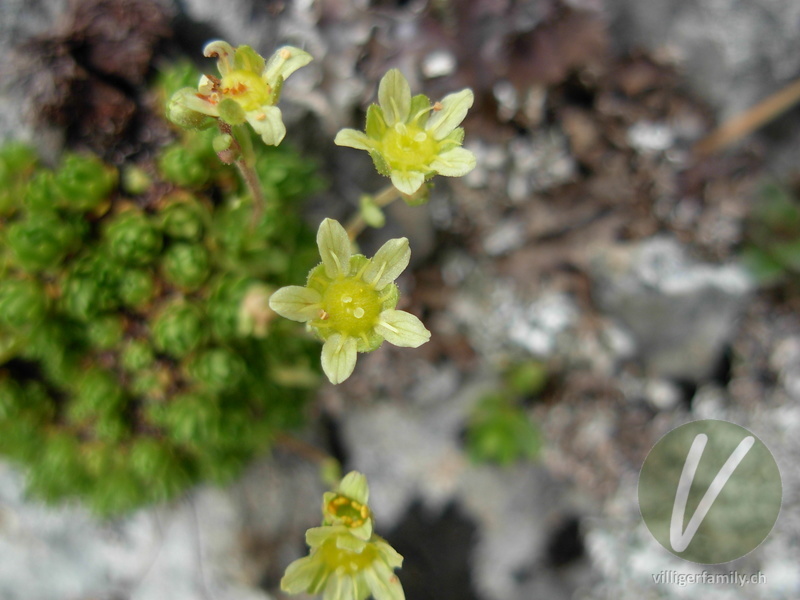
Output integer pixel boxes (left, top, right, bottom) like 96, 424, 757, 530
217, 121, 266, 228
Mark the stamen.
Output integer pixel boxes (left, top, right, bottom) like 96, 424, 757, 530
255, 112, 267, 121
280, 48, 292, 60
353, 307, 365, 319
370, 263, 387, 287
379, 320, 399, 334
433, 101, 443, 111
342, 296, 353, 304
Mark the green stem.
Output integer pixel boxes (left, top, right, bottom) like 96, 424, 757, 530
217, 122, 266, 229
345, 185, 401, 240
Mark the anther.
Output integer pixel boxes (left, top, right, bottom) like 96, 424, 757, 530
342, 296, 353, 304
280, 48, 292, 59
353, 307, 365, 319
433, 101, 443, 111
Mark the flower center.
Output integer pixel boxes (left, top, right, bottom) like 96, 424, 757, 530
321, 278, 382, 338
325, 493, 371, 528
319, 536, 379, 574
381, 123, 438, 171
220, 70, 271, 111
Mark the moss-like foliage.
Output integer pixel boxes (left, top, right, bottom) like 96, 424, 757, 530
0, 93, 323, 515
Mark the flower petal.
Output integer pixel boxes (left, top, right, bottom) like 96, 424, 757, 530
429, 147, 476, 177
363, 558, 406, 600
245, 106, 286, 146
334, 128, 372, 151
338, 471, 370, 504
426, 88, 474, 140
378, 69, 411, 127
321, 334, 358, 384
203, 40, 235, 76
335, 532, 367, 553
363, 238, 410, 291
375, 310, 431, 348
317, 218, 352, 278
268, 286, 321, 322
390, 170, 425, 196
280, 553, 327, 595
374, 537, 404, 569
263, 46, 313, 84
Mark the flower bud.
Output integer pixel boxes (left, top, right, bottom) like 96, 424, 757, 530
166, 88, 216, 130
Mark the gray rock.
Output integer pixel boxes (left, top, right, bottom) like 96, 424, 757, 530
0, 454, 322, 600
591, 237, 754, 381
339, 375, 582, 600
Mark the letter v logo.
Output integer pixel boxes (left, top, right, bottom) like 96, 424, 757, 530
639, 420, 782, 563
669, 433, 754, 552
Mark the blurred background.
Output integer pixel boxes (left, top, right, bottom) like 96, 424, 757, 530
1, 0, 800, 599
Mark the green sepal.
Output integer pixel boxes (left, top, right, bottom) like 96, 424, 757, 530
365, 103, 387, 139
409, 94, 432, 126
218, 98, 247, 125
270, 75, 285, 105
233, 45, 266, 73
369, 149, 391, 177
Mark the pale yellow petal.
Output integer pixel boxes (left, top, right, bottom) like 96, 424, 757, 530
334, 128, 372, 151
378, 69, 411, 126
430, 147, 476, 177
363, 238, 410, 291
375, 310, 430, 348
426, 88, 473, 140
317, 218, 352, 278
390, 170, 425, 196
268, 286, 321, 322
321, 334, 358, 384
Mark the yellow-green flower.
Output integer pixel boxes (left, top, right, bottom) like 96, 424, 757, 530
281, 471, 405, 600
268, 218, 430, 384
167, 41, 312, 145
334, 69, 476, 196
322, 471, 374, 541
